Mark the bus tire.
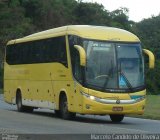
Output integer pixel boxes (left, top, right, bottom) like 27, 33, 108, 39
25, 106, 34, 113
54, 110, 61, 117
16, 92, 25, 112
60, 95, 76, 120
16, 91, 33, 113
109, 114, 124, 123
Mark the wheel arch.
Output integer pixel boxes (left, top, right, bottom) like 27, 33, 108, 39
57, 89, 71, 110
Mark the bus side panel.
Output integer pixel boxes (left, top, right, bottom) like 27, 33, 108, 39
4, 63, 30, 104
21, 64, 55, 109
52, 64, 74, 111
4, 79, 16, 104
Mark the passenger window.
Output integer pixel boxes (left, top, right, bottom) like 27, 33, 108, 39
6, 36, 68, 67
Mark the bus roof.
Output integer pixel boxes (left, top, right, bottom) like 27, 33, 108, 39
7, 25, 140, 45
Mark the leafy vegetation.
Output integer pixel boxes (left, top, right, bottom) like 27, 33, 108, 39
0, 0, 160, 94
130, 95, 160, 120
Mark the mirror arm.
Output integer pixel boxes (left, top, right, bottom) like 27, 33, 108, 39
74, 45, 86, 66
143, 49, 155, 69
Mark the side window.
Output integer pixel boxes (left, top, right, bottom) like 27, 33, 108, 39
45, 36, 67, 67
30, 40, 43, 63
57, 37, 68, 67
6, 45, 15, 64
21, 43, 29, 64
6, 36, 67, 66
68, 35, 83, 83
6, 44, 22, 64
44, 38, 57, 62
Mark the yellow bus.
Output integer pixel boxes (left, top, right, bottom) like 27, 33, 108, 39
4, 25, 155, 122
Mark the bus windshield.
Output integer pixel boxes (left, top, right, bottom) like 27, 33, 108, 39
83, 40, 144, 92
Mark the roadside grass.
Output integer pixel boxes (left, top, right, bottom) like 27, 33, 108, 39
129, 95, 160, 120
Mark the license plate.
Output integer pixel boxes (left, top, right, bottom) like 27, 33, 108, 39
112, 107, 123, 111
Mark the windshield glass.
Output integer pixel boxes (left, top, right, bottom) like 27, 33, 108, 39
83, 40, 144, 92
84, 41, 118, 90
117, 44, 144, 89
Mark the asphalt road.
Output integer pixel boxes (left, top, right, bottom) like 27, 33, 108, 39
0, 94, 160, 139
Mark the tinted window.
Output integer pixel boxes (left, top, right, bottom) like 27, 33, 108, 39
68, 35, 83, 82
6, 36, 67, 67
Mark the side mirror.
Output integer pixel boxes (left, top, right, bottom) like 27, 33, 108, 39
74, 45, 86, 66
143, 49, 155, 69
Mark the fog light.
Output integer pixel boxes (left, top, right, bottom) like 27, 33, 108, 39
86, 104, 90, 109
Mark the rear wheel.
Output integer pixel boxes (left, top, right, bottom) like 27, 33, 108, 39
110, 114, 124, 123
25, 106, 34, 113
16, 91, 33, 113
54, 110, 61, 117
16, 92, 25, 112
60, 95, 76, 120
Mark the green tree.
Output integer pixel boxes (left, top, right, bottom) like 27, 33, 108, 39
74, 2, 111, 26
22, 0, 77, 30
0, 0, 35, 45
110, 7, 132, 30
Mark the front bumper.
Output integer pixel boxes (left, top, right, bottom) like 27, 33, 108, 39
81, 94, 145, 115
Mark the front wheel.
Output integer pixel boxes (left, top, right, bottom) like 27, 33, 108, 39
110, 114, 124, 123
60, 95, 76, 120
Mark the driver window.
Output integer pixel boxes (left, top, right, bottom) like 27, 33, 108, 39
68, 35, 83, 83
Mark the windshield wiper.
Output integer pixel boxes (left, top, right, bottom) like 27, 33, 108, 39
120, 71, 133, 90
119, 61, 133, 90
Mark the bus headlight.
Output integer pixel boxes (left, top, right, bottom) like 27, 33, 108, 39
90, 95, 95, 100
80, 91, 96, 100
